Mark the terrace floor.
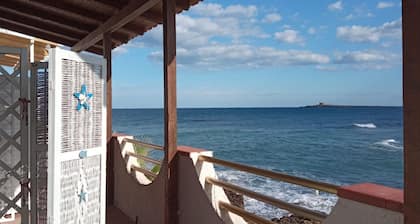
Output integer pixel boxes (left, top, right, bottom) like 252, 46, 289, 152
1, 206, 134, 224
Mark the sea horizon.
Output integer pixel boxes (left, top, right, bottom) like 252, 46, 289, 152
112, 105, 403, 110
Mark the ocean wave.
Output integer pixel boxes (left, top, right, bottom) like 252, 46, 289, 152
353, 123, 377, 128
374, 139, 403, 150
217, 169, 338, 219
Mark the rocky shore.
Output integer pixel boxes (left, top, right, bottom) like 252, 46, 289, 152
271, 216, 321, 224
224, 190, 320, 224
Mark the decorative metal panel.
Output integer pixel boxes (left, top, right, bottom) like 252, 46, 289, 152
30, 62, 49, 224
0, 47, 29, 223
48, 48, 106, 224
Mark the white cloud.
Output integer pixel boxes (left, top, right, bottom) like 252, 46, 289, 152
308, 27, 316, 35
377, 2, 395, 9
191, 3, 257, 18
132, 3, 329, 69
334, 50, 400, 69
149, 44, 330, 68
262, 13, 282, 23
345, 5, 375, 20
274, 30, 304, 44
328, 1, 343, 11
337, 18, 401, 43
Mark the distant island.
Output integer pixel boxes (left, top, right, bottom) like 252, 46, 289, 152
302, 102, 352, 108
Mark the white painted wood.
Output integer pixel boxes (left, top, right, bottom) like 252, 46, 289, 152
47, 48, 106, 224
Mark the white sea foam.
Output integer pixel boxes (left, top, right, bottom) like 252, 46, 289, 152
217, 169, 338, 219
353, 123, 377, 128
375, 139, 403, 150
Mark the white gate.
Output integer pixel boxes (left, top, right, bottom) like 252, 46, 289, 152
47, 48, 106, 224
0, 47, 29, 223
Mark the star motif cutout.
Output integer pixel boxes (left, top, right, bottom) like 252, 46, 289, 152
73, 84, 93, 111
78, 186, 87, 204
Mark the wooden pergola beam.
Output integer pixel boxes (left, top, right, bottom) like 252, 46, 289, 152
0, 1, 96, 32
0, 7, 87, 39
178, 0, 191, 10
0, 18, 103, 54
403, 1, 420, 224
72, 0, 160, 52
163, 0, 178, 223
103, 32, 114, 206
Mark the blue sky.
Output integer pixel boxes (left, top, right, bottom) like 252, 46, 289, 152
112, 0, 402, 108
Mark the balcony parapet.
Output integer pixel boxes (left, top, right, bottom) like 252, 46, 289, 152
324, 183, 403, 224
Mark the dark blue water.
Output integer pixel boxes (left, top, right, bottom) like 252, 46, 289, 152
113, 107, 403, 217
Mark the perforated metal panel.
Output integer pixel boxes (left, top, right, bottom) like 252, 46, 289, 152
30, 62, 49, 224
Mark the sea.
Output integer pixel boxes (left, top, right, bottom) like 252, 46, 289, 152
113, 107, 403, 219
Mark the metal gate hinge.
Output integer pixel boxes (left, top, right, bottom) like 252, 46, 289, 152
18, 97, 31, 126
20, 178, 30, 206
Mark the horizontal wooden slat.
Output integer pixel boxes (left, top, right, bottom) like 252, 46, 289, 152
207, 177, 328, 221
199, 155, 339, 194
123, 138, 164, 151
0, 0, 201, 54
127, 152, 162, 165
131, 165, 157, 179
219, 201, 275, 224
72, 0, 160, 52
0, 18, 103, 54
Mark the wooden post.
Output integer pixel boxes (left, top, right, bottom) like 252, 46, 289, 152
103, 32, 114, 206
403, 1, 420, 224
163, 0, 178, 223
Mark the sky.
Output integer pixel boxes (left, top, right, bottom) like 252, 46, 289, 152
112, 0, 402, 108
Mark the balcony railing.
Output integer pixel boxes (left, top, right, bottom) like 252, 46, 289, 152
199, 155, 339, 223
122, 138, 163, 181
120, 137, 339, 223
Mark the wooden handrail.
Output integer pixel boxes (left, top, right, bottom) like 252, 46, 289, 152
127, 152, 162, 165
199, 155, 338, 194
123, 138, 164, 151
219, 201, 275, 224
131, 165, 158, 179
207, 177, 327, 221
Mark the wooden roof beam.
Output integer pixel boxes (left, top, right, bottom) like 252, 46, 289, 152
0, 19, 103, 54
0, 1, 96, 32
7, 0, 138, 37
177, 0, 191, 10
72, 0, 160, 52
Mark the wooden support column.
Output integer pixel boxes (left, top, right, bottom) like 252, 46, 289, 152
403, 1, 420, 224
103, 32, 114, 206
163, 0, 178, 223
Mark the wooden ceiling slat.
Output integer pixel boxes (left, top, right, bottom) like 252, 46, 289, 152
0, 36, 30, 46
0, 60, 17, 67
0, 0, 202, 54
0, 18, 80, 42
92, 0, 130, 9
0, 0, 96, 32
22, 0, 139, 36
72, 0, 159, 52
0, 8, 88, 40
0, 6, 129, 47
0, 19, 103, 54
2, 0, 129, 37
14, 0, 106, 26
177, 0, 191, 10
